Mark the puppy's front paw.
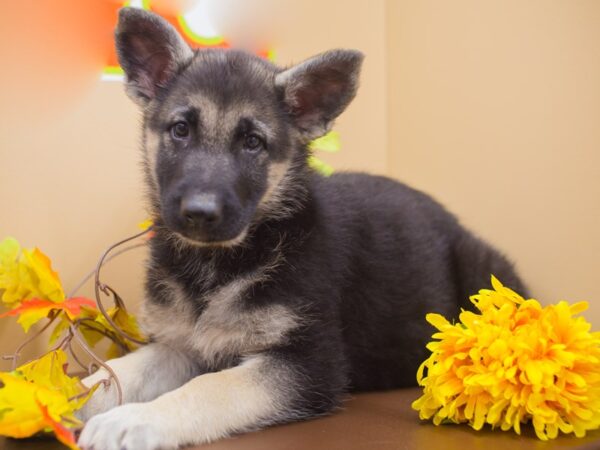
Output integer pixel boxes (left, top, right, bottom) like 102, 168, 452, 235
78, 403, 174, 450
77, 369, 121, 422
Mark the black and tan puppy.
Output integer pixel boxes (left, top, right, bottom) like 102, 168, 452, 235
78, 7, 526, 450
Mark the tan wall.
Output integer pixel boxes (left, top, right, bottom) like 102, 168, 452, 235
386, 0, 600, 323
1, 0, 598, 370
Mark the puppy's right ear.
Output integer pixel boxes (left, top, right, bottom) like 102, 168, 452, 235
115, 8, 193, 105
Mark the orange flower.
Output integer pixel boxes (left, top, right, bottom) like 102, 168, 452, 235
412, 276, 600, 440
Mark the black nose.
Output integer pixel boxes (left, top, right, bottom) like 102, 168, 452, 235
180, 193, 222, 227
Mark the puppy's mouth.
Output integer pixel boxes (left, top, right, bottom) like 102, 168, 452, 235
173, 227, 249, 248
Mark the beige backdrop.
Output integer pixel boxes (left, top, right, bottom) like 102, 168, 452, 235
0, 0, 598, 369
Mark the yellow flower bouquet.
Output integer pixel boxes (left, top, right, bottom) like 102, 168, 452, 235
412, 276, 600, 440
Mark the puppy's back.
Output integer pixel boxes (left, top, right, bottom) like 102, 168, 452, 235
308, 172, 525, 390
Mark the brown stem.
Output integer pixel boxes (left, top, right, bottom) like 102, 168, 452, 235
67, 340, 90, 374
2, 313, 58, 371
69, 324, 123, 405
94, 228, 151, 345
75, 319, 130, 354
68, 379, 109, 403
49, 325, 76, 353
88, 362, 99, 374
66, 242, 147, 299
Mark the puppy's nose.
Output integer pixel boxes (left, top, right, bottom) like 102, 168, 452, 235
180, 193, 222, 227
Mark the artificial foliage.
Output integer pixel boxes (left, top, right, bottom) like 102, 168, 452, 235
0, 350, 93, 449
412, 276, 600, 440
0, 236, 146, 447
308, 131, 341, 176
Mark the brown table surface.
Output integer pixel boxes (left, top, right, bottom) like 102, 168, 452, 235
2, 388, 599, 450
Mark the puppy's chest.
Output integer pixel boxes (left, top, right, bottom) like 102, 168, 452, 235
142, 274, 298, 367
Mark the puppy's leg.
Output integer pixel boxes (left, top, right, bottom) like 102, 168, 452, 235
78, 353, 317, 450
78, 343, 197, 421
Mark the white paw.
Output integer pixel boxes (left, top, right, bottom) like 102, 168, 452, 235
78, 403, 175, 450
77, 369, 121, 422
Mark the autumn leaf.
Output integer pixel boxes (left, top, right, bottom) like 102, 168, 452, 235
307, 131, 340, 176
0, 372, 76, 440
0, 297, 96, 332
48, 303, 147, 359
138, 218, 154, 231
49, 306, 100, 347
0, 237, 65, 308
0, 238, 20, 307
307, 155, 335, 176
23, 248, 65, 303
0, 350, 95, 447
308, 131, 341, 153
51, 304, 147, 359
16, 350, 87, 407
138, 219, 155, 239
94, 306, 146, 358
38, 402, 79, 450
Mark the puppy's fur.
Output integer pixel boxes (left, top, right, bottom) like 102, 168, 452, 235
78, 8, 527, 450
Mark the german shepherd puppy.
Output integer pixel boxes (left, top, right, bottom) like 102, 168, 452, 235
78, 7, 526, 450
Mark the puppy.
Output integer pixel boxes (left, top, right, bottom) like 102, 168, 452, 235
78, 7, 526, 450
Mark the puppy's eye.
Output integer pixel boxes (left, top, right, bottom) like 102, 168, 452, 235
171, 122, 190, 140
244, 134, 264, 152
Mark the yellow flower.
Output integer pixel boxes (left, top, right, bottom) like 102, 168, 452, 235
0, 237, 65, 308
412, 276, 600, 440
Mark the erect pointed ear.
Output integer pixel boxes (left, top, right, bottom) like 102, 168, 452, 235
115, 8, 193, 105
275, 49, 364, 141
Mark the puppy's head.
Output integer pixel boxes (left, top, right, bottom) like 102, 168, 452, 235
116, 8, 363, 246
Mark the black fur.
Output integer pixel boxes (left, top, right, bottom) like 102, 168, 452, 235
118, 7, 527, 429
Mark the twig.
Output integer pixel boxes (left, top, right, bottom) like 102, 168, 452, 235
66, 242, 147, 299
2, 313, 58, 371
69, 324, 123, 405
50, 325, 77, 353
88, 362, 99, 374
68, 379, 109, 403
67, 340, 90, 374
75, 319, 130, 354
93, 228, 151, 345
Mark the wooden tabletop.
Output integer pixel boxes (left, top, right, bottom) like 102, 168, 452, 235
2, 388, 600, 450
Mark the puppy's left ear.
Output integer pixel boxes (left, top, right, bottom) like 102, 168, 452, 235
276, 49, 364, 141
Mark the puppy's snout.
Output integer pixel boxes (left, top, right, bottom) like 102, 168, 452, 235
181, 193, 223, 228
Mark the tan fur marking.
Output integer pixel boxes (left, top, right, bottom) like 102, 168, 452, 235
260, 161, 291, 207
78, 343, 196, 421
257, 159, 307, 221
79, 355, 290, 448
141, 245, 298, 367
144, 129, 161, 188
189, 94, 277, 144
188, 95, 220, 145
146, 355, 284, 445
